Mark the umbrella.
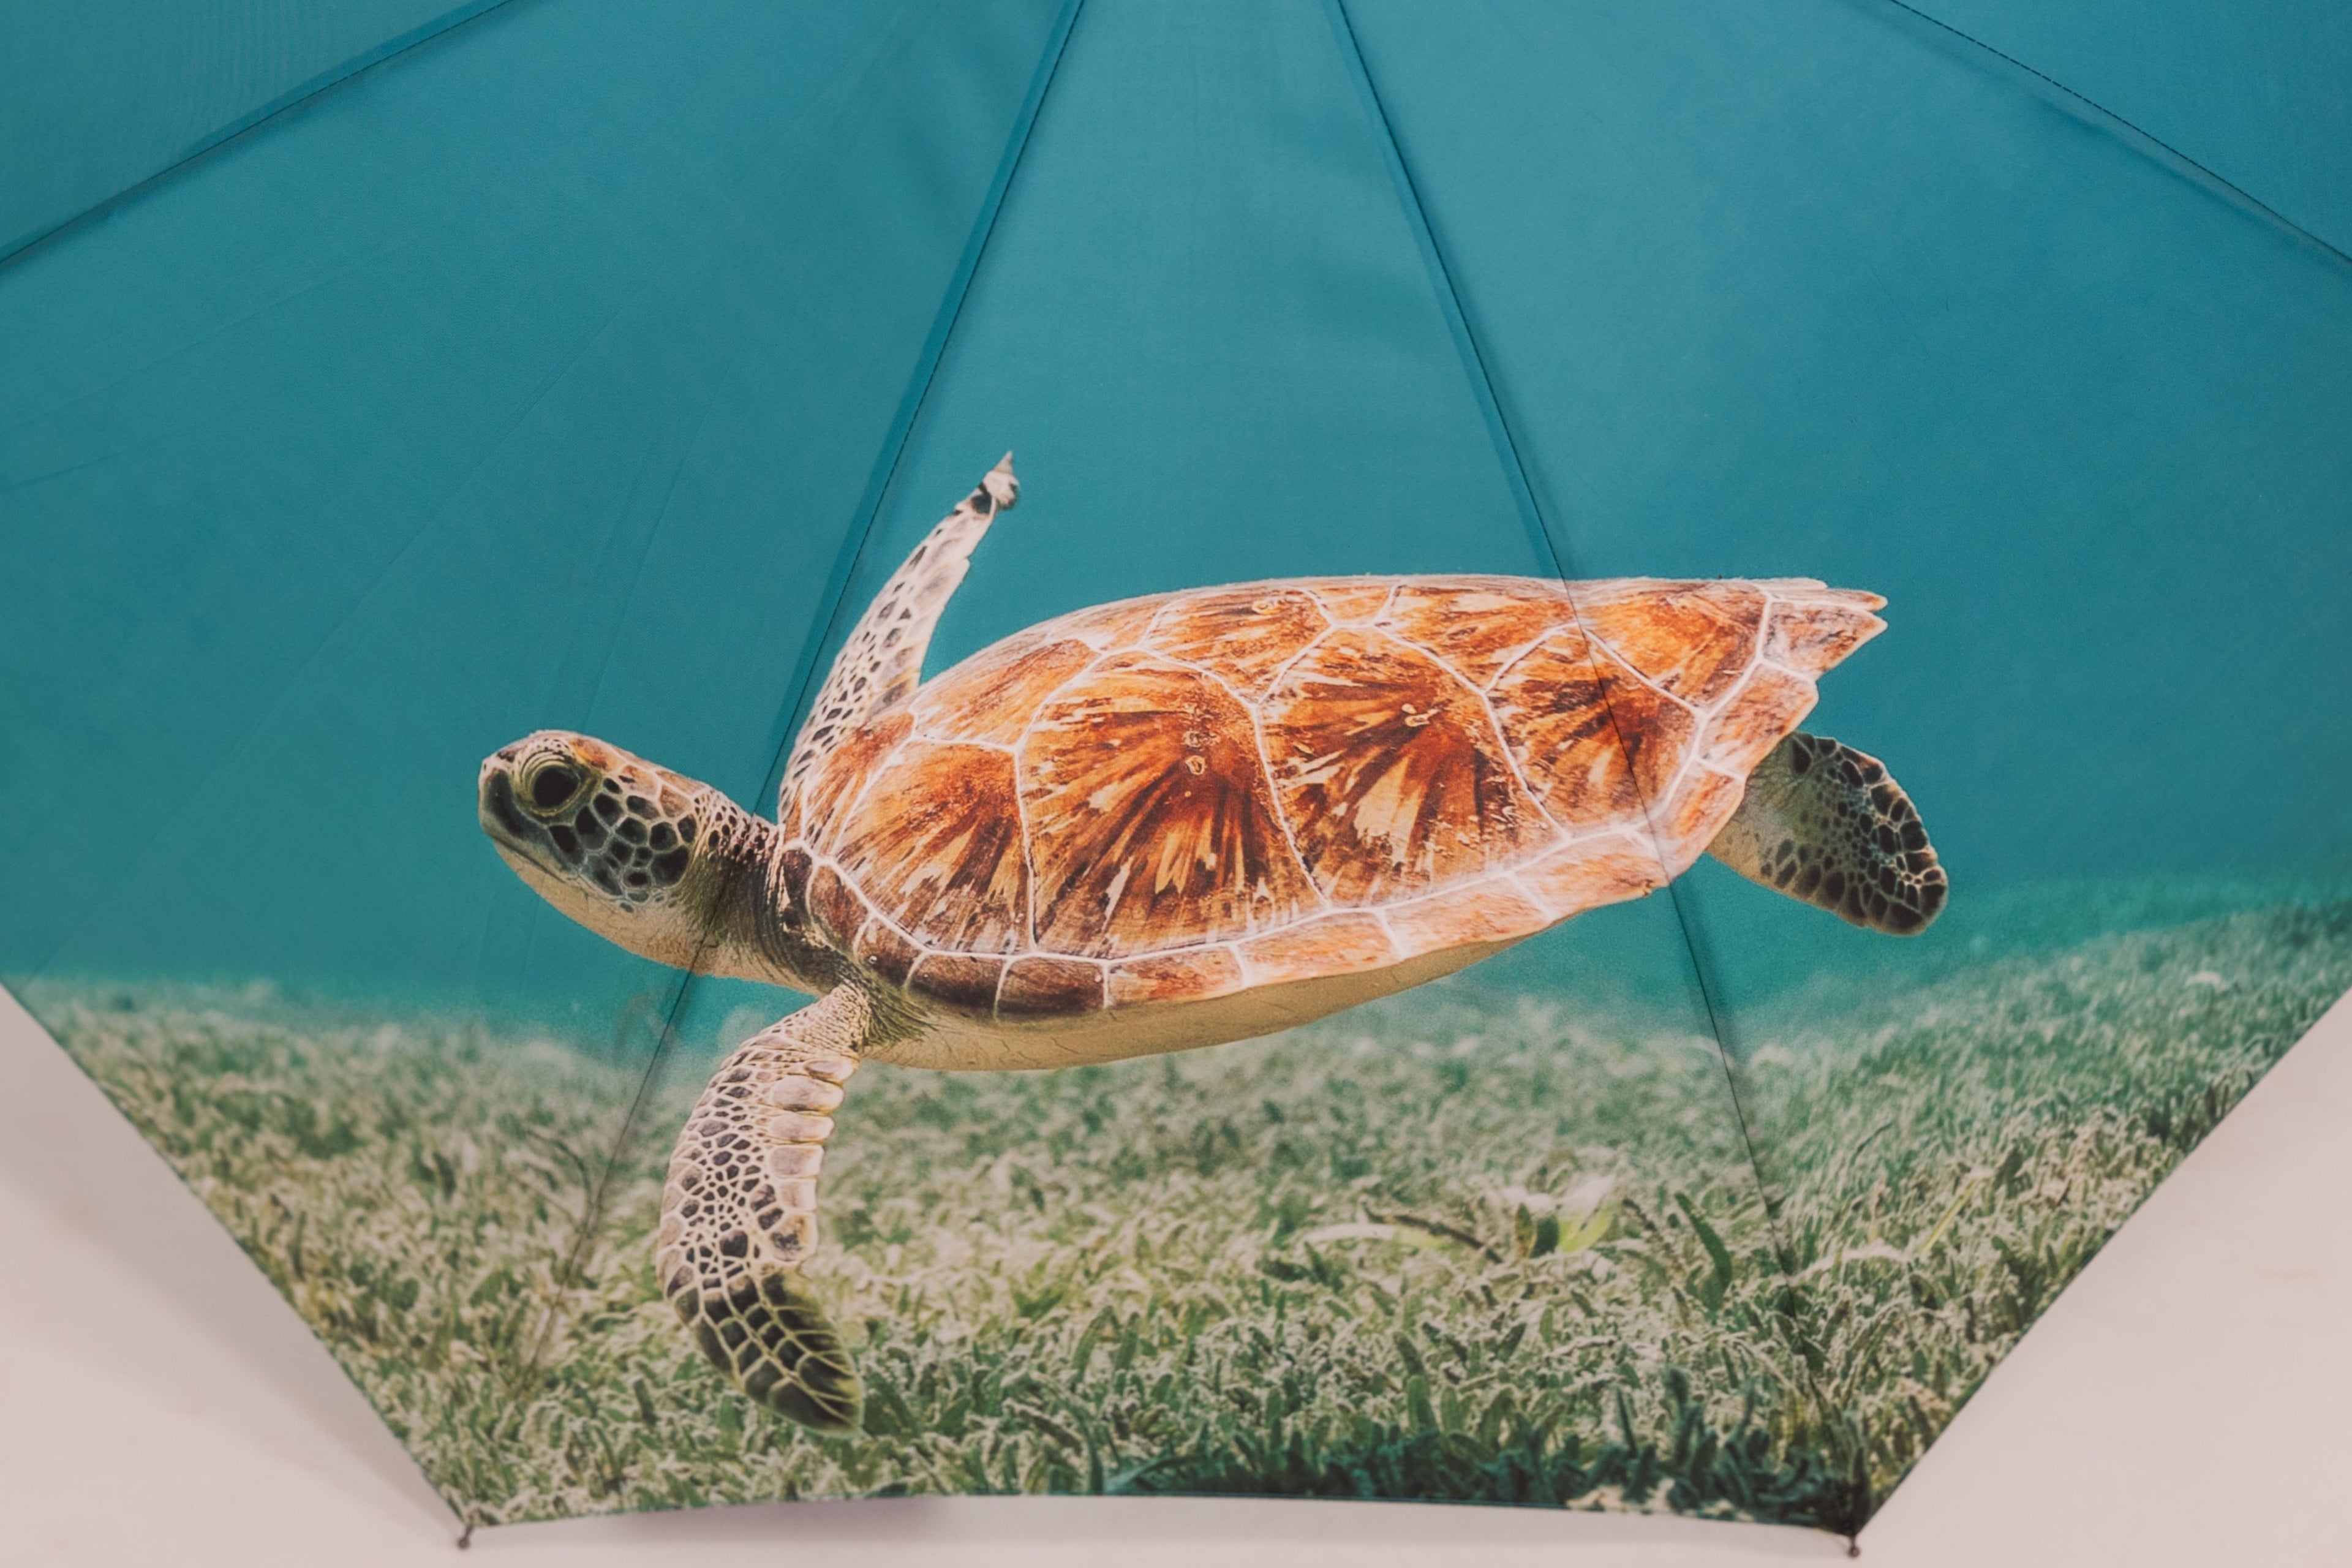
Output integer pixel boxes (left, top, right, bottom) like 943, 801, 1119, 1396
5, 0, 2347, 1540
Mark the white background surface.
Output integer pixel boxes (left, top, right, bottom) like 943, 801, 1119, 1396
2, 981, 2345, 1566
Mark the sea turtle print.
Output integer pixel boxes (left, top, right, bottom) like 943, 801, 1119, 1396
478, 456, 1947, 1430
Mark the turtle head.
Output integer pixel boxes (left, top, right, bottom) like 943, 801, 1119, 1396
480, 731, 755, 971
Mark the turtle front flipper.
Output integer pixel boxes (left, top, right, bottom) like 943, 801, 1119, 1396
1708, 732, 1948, 935
655, 984, 872, 1432
782, 455, 1019, 805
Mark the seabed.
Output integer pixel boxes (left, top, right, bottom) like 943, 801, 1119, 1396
22, 894, 2352, 1529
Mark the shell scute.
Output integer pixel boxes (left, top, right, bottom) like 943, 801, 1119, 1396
1487, 629, 1637, 823
999, 956, 1108, 1017
1021, 652, 1317, 958
1663, 766, 1749, 856
1760, 590, 1886, 676
1705, 663, 1818, 766
907, 952, 1003, 1013
1238, 912, 1395, 984
1263, 628, 1548, 905
831, 741, 1027, 955
1144, 586, 1328, 696
1054, 596, 1161, 651
1107, 947, 1246, 1007
1576, 580, 1765, 707
1378, 578, 1570, 688
912, 635, 1094, 745
1385, 880, 1547, 951
796, 709, 909, 849
1591, 644, 1698, 802
1305, 579, 1397, 622
806, 864, 867, 949
1516, 832, 1668, 916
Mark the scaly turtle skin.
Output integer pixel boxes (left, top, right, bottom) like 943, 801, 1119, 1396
478, 456, 1945, 1431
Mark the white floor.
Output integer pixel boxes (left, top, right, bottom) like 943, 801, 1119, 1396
2, 982, 2345, 1567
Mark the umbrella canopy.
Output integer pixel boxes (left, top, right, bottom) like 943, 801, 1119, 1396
4, 0, 2347, 1536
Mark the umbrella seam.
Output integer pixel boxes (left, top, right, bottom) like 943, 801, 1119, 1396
518, 0, 1094, 1395
550, 0, 956, 742
748, 0, 1094, 820
0, 0, 539, 274
1321, 0, 1820, 1483
1857, 0, 2352, 275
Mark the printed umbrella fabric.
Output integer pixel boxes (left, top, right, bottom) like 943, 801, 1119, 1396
4, 0, 2348, 1538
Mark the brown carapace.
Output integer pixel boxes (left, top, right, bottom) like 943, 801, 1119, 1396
479, 455, 1945, 1433
782, 568, 1929, 1068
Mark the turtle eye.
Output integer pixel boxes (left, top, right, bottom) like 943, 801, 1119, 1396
521, 758, 587, 814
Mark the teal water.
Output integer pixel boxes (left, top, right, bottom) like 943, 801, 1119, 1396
4, 0, 2348, 1048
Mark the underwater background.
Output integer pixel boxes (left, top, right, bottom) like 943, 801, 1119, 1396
3, 0, 2348, 1533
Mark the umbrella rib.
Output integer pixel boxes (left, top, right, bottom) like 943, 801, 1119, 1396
1864, 0, 2352, 274
744, 0, 1093, 820
513, 0, 1095, 1381
1321, 0, 1795, 1330
0, 0, 538, 273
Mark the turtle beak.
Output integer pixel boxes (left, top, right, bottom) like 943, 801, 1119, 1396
479, 753, 533, 847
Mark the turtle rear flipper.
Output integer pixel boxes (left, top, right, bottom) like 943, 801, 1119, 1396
1708, 732, 1947, 935
656, 984, 870, 1433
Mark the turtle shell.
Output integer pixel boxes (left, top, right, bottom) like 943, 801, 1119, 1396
782, 575, 1881, 1046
